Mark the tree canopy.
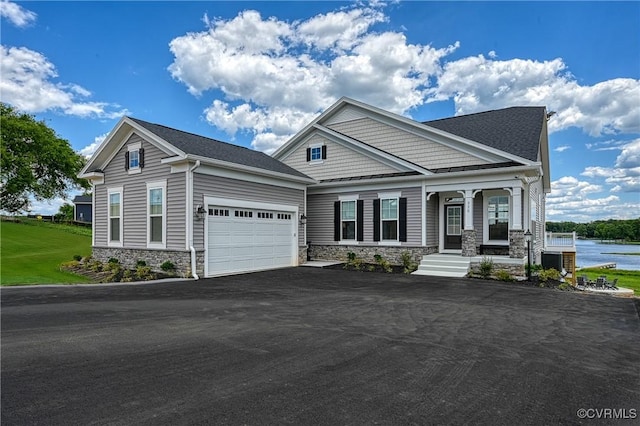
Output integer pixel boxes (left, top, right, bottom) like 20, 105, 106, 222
1, 103, 89, 213
547, 218, 640, 242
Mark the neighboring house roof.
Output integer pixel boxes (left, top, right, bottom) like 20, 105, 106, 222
424, 107, 546, 162
127, 117, 310, 179
72, 195, 92, 204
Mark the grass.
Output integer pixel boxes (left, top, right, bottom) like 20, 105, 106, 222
1, 220, 92, 285
576, 268, 640, 295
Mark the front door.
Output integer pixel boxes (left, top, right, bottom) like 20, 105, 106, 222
445, 205, 463, 250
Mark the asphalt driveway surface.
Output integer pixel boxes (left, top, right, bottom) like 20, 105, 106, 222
2, 268, 639, 425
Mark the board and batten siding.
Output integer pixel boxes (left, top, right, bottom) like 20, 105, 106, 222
327, 117, 489, 171
192, 173, 305, 249
281, 134, 399, 181
307, 186, 423, 246
94, 133, 186, 250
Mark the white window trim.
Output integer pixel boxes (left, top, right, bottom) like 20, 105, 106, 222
107, 186, 123, 247
379, 196, 400, 243
483, 190, 511, 245
127, 142, 142, 175
338, 194, 358, 244
147, 180, 167, 249
309, 143, 324, 164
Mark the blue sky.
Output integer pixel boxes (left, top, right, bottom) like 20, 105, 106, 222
2, 1, 639, 221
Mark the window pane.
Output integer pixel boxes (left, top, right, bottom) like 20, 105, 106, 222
110, 218, 120, 241
129, 150, 139, 168
150, 216, 162, 242
109, 193, 120, 217
381, 199, 397, 220
311, 147, 321, 161
382, 220, 398, 240
488, 196, 509, 240
342, 221, 355, 240
149, 188, 163, 215
341, 201, 355, 220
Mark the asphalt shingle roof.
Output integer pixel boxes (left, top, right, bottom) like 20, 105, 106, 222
72, 195, 92, 203
423, 107, 546, 162
128, 117, 311, 179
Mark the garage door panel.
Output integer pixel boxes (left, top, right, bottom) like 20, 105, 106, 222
207, 204, 295, 276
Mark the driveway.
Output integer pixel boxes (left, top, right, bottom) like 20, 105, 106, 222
2, 268, 639, 425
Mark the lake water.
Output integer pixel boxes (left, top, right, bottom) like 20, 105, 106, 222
574, 239, 640, 271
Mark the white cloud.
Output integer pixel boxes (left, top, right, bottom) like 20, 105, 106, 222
168, 5, 459, 151
0, 45, 129, 118
554, 145, 571, 152
580, 139, 640, 193
545, 175, 636, 222
0, 0, 36, 27
430, 54, 640, 137
169, 4, 638, 157
79, 133, 109, 158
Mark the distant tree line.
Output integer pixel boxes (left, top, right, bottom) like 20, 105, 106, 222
546, 218, 640, 242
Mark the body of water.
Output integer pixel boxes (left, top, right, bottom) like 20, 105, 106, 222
574, 239, 640, 271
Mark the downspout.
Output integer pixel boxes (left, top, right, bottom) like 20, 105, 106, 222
188, 160, 201, 279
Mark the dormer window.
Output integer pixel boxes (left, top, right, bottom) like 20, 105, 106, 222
125, 142, 144, 174
306, 144, 327, 163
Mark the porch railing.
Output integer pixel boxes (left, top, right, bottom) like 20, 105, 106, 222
545, 232, 577, 252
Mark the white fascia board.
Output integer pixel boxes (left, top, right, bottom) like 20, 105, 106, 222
424, 165, 540, 187
79, 116, 128, 175
81, 117, 184, 175
272, 98, 349, 159
78, 171, 104, 184
174, 154, 316, 187
314, 124, 433, 175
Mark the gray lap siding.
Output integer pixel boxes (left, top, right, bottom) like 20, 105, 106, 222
307, 186, 423, 246
192, 173, 306, 250
93, 134, 186, 250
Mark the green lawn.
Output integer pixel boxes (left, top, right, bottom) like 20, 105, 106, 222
1, 221, 92, 285
577, 268, 640, 295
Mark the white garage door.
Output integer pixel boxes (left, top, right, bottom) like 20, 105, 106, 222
206, 205, 296, 276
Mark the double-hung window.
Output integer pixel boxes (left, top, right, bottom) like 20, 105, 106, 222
125, 142, 144, 174
487, 195, 509, 241
374, 193, 407, 243
341, 200, 356, 240
381, 198, 399, 241
147, 180, 166, 248
334, 197, 362, 243
108, 187, 123, 246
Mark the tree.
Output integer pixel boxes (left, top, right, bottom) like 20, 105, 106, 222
55, 203, 74, 222
0, 104, 89, 213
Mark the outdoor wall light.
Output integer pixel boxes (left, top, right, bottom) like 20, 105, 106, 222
195, 204, 206, 220
299, 214, 307, 225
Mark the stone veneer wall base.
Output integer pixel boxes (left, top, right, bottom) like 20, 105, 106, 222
309, 245, 437, 265
93, 247, 203, 278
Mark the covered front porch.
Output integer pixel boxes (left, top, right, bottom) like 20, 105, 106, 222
424, 174, 542, 261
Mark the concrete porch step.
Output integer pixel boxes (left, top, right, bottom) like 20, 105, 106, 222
411, 254, 470, 278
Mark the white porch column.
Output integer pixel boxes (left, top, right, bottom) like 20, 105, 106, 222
458, 190, 475, 230
508, 187, 523, 230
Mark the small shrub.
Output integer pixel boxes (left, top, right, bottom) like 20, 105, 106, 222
344, 251, 364, 271
495, 269, 515, 282
160, 260, 175, 272
478, 256, 494, 279
373, 254, 393, 273
367, 264, 376, 272
538, 268, 561, 283
90, 260, 103, 272
557, 282, 573, 291
136, 260, 147, 267
401, 251, 418, 274
121, 269, 133, 282
108, 257, 119, 264
73, 254, 82, 261
135, 266, 154, 281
